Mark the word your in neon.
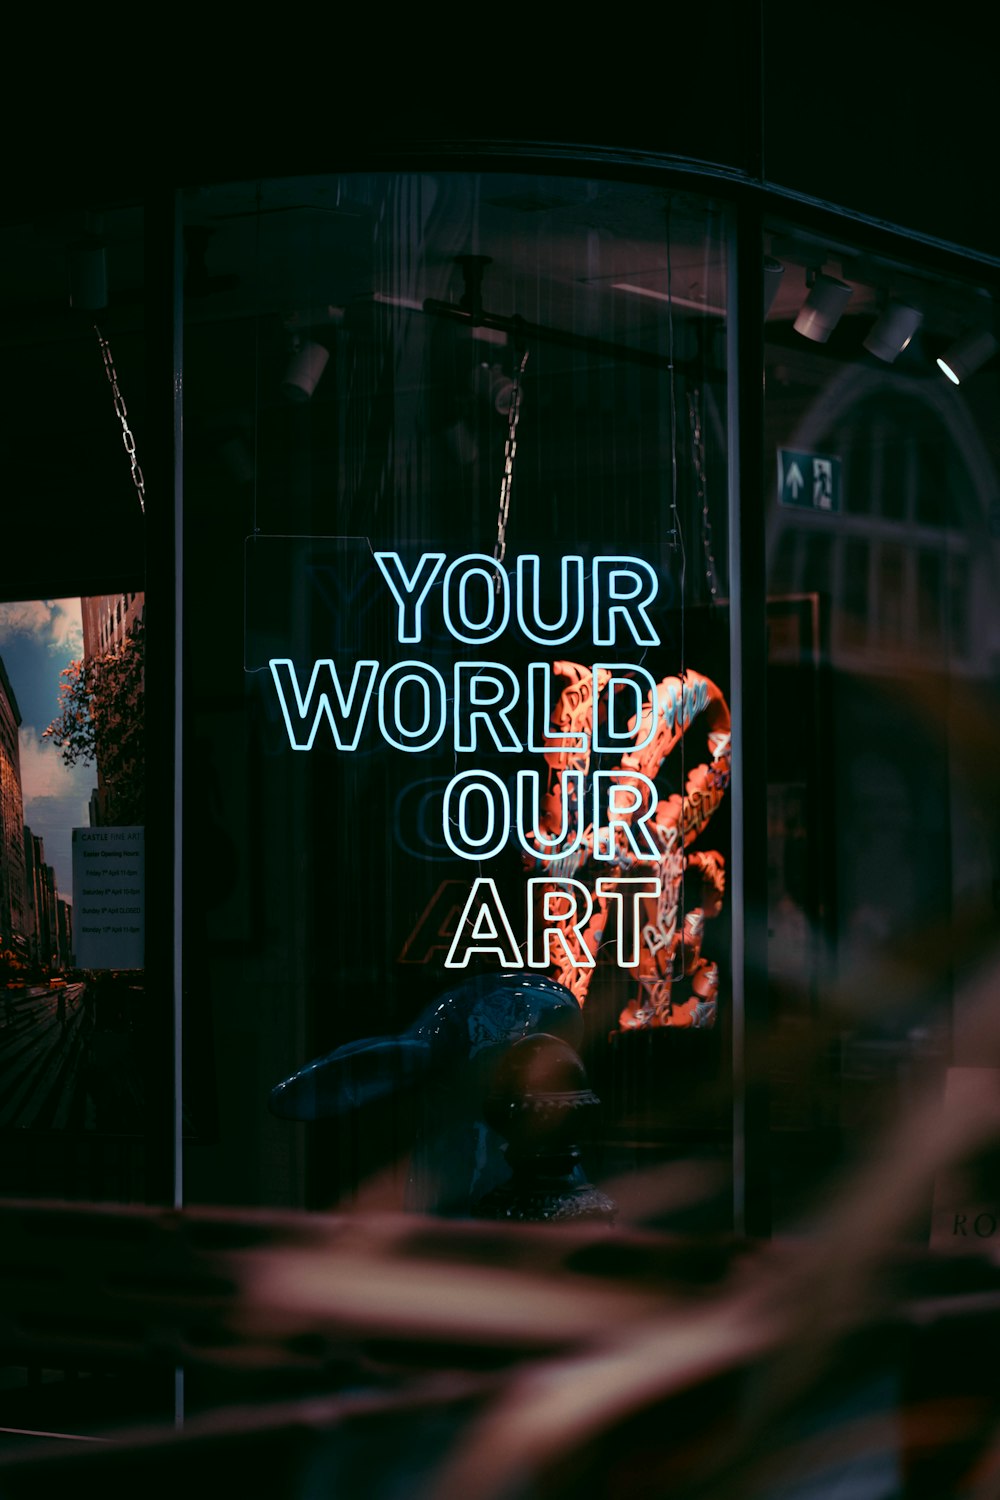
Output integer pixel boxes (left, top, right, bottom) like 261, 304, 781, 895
372, 551, 660, 646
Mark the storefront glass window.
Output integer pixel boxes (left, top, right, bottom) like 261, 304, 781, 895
181, 173, 733, 1224
763, 222, 1000, 1232
0, 206, 148, 1200
0, 202, 165, 1438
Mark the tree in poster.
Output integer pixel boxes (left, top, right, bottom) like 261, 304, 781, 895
43, 618, 145, 826
0, 946, 29, 986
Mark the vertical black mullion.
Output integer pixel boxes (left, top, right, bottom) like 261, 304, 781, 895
142, 188, 183, 1212
729, 194, 771, 1240
747, 0, 765, 186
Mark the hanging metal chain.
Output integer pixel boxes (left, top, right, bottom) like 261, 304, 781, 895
688, 388, 718, 599
94, 323, 146, 515
492, 349, 529, 587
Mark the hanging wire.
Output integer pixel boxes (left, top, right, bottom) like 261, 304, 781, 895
241, 183, 264, 676
492, 347, 530, 590
665, 196, 688, 985
252, 180, 262, 541
94, 324, 146, 515
689, 387, 721, 599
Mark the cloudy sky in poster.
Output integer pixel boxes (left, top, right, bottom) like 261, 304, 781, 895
0, 598, 93, 898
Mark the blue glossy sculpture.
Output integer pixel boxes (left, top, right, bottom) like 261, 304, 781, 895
269, 970, 583, 1213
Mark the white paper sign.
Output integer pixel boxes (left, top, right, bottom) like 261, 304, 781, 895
72, 827, 144, 970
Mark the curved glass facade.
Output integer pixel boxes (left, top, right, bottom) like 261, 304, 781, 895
1, 118, 1000, 1475
180, 172, 735, 1220
0, 160, 997, 1249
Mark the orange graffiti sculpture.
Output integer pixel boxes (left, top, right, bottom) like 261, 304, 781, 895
522, 662, 731, 1029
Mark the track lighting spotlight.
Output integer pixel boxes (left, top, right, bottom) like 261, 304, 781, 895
763, 256, 785, 318
863, 300, 922, 363
936, 327, 998, 385
794, 272, 853, 343
281, 338, 330, 402
471, 360, 516, 415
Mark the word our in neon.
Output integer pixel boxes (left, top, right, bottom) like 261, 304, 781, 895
441, 767, 660, 862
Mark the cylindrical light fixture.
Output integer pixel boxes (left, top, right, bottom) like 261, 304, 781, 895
794, 272, 853, 343
471, 360, 516, 415
936, 327, 998, 385
863, 300, 923, 363
281, 339, 330, 402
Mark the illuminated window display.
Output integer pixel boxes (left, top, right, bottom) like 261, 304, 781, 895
175, 176, 1000, 1229
1, 161, 995, 1241
762, 223, 1000, 1226
4, 61, 1000, 1470
182, 173, 734, 1213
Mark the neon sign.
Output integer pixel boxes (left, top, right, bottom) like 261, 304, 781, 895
268, 552, 730, 1019
370, 552, 660, 647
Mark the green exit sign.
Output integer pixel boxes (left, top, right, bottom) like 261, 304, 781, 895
778, 448, 842, 511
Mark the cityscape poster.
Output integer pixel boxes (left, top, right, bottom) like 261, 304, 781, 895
0, 594, 145, 1134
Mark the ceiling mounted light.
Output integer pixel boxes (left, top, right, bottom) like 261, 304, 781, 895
936, 327, 998, 385
471, 360, 516, 415
281, 338, 329, 402
793, 272, 853, 343
862, 300, 923, 363
763, 256, 784, 318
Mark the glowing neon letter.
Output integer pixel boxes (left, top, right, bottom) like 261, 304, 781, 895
378, 662, 447, 753
516, 554, 585, 645
373, 552, 445, 643
592, 556, 660, 647
595, 877, 661, 966
269, 658, 378, 751
442, 770, 511, 860
515, 769, 586, 861
591, 665, 658, 753
526, 879, 596, 969
526, 663, 588, 754
593, 771, 660, 861
443, 553, 510, 644
444, 878, 522, 968
454, 663, 522, 753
